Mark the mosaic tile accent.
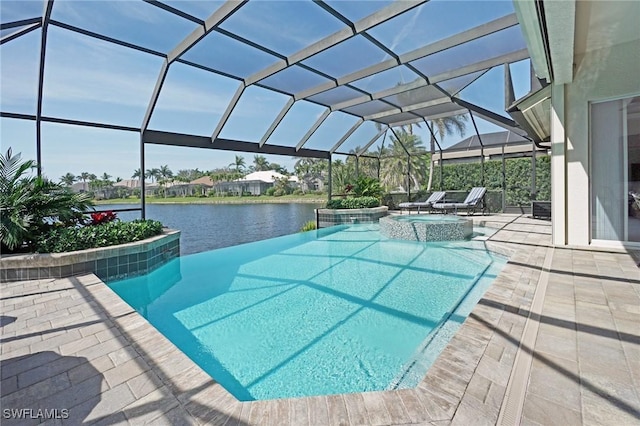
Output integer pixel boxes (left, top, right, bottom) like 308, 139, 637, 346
379, 215, 473, 241
317, 206, 388, 228
0, 230, 180, 283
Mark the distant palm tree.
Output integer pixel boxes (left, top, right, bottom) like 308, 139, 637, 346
252, 155, 270, 172
59, 173, 77, 187
229, 155, 246, 174
426, 115, 468, 190
132, 168, 142, 180
100, 173, 112, 189
145, 168, 160, 183
156, 165, 173, 198
79, 172, 91, 191
293, 157, 326, 193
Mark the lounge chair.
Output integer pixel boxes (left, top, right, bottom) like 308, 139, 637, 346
432, 187, 486, 215
399, 191, 446, 214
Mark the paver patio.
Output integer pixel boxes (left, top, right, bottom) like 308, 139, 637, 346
1, 215, 638, 425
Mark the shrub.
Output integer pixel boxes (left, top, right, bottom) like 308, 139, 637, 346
292, 188, 303, 195
352, 176, 382, 198
1, 148, 93, 252
325, 196, 380, 209
265, 187, 276, 196
89, 211, 117, 226
273, 188, 286, 197
299, 220, 317, 232
437, 156, 551, 206
35, 219, 163, 253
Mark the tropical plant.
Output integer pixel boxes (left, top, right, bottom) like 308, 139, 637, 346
331, 159, 356, 195
146, 168, 161, 183
352, 176, 383, 199
268, 162, 288, 174
326, 196, 379, 209
294, 157, 326, 193
78, 172, 93, 192
426, 115, 468, 190
1, 148, 93, 252
89, 210, 117, 226
299, 220, 317, 232
132, 168, 142, 180
379, 128, 427, 191
229, 155, 246, 174
252, 155, 270, 172
272, 176, 292, 196
35, 219, 163, 253
60, 172, 77, 187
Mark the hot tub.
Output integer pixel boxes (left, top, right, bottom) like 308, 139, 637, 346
379, 214, 473, 242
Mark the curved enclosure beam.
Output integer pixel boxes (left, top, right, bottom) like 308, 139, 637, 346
330, 119, 364, 154
296, 109, 331, 151
141, 0, 247, 132
35, 0, 54, 176
297, 14, 520, 100
244, 0, 428, 86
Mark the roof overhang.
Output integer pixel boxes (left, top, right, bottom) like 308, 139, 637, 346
508, 85, 551, 144
512, 0, 576, 84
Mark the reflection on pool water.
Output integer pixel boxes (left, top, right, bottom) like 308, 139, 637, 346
108, 224, 506, 401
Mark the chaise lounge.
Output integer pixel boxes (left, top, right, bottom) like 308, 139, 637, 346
399, 191, 446, 214
432, 187, 486, 215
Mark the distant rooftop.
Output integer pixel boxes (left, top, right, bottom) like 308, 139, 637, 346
445, 131, 530, 151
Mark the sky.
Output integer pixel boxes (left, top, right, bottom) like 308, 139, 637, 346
0, 0, 531, 182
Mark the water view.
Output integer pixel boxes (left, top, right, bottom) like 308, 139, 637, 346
99, 203, 323, 255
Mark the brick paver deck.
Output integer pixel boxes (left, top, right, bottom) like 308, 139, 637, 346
1, 215, 638, 425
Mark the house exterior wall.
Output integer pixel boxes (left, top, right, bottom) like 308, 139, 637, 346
551, 39, 640, 246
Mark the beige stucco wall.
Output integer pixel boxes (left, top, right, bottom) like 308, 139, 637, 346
552, 38, 640, 246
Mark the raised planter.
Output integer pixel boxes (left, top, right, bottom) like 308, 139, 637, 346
0, 229, 180, 283
316, 206, 388, 228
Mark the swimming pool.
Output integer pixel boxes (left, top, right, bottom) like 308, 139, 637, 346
108, 224, 505, 401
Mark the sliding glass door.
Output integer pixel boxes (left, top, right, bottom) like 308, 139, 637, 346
591, 95, 640, 243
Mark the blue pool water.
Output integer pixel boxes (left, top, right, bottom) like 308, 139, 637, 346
108, 224, 506, 401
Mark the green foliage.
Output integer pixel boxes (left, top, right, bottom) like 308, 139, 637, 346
265, 187, 276, 196
326, 196, 380, 209
299, 220, 317, 232
352, 176, 383, 198
436, 156, 551, 207
1, 148, 93, 252
35, 220, 163, 253
273, 176, 292, 196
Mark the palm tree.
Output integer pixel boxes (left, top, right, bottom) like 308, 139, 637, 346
269, 162, 288, 175
79, 172, 91, 191
331, 159, 356, 195
294, 157, 327, 193
59, 173, 77, 187
145, 168, 161, 183
132, 168, 142, 179
1, 149, 92, 251
379, 129, 426, 192
229, 155, 246, 174
426, 115, 468, 190
100, 172, 112, 185
157, 165, 173, 198
158, 165, 172, 180
252, 155, 270, 172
